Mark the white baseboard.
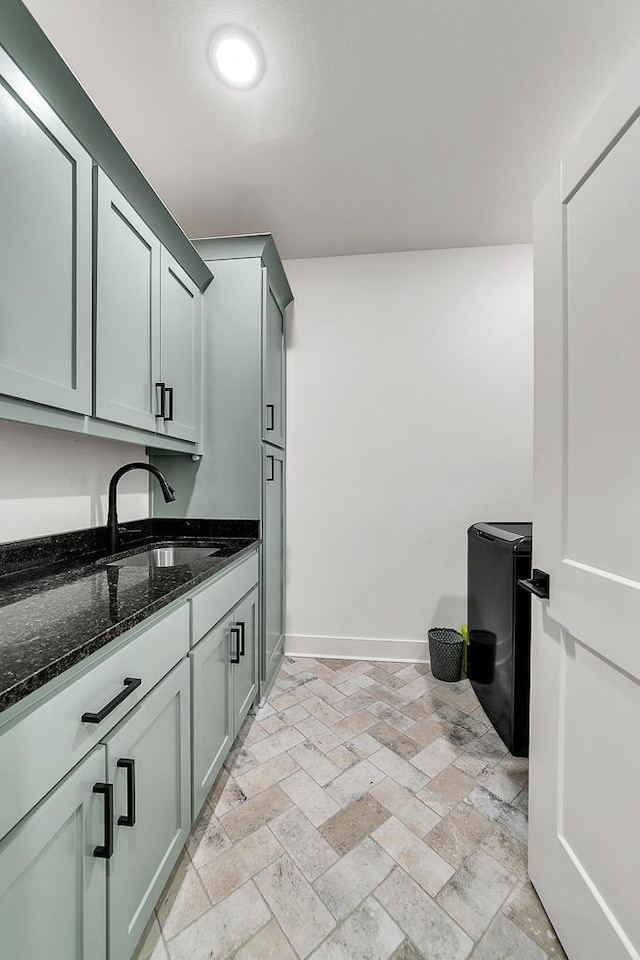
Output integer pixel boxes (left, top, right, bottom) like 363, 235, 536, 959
284, 633, 429, 664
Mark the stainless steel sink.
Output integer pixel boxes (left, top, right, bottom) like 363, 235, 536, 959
105, 543, 220, 568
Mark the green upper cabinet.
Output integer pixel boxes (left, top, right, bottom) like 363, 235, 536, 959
0, 45, 92, 414
0, 8, 212, 448
158, 248, 202, 442
95, 169, 161, 432
95, 170, 203, 442
263, 275, 286, 448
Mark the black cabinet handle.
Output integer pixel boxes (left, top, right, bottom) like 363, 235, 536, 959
230, 626, 241, 664
117, 758, 136, 827
266, 404, 275, 431
82, 677, 142, 724
155, 382, 166, 418
164, 386, 174, 422
518, 569, 550, 600
266, 455, 275, 482
93, 782, 114, 859
237, 621, 246, 657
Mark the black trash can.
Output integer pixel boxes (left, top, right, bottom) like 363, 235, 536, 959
428, 628, 464, 682
467, 521, 532, 756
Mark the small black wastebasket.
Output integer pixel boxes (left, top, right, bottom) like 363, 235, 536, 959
428, 628, 464, 682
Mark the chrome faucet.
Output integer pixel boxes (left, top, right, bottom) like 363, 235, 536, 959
107, 462, 176, 554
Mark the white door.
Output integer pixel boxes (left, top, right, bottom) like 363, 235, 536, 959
530, 59, 640, 960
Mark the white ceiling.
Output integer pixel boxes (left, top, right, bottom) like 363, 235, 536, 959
23, 0, 640, 259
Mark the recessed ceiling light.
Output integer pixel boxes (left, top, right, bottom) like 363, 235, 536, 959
209, 27, 264, 89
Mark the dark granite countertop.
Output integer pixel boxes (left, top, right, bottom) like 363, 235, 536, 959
0, 519, 260, 715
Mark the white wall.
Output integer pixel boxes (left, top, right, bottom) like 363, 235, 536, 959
284, 244, 533, 661
0, 421, 149, 544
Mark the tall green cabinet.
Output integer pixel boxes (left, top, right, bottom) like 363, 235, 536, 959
152, 235, 292, 700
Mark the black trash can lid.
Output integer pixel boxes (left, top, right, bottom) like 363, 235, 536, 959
428, 628, 463, 644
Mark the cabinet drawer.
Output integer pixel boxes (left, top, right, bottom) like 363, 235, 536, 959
190, 552, 259, 646
0, 604, 189, 841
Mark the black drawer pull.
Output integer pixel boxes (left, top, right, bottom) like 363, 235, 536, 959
93, 782, 114, 859
155, 381, 166, 418
518, 569, 550, 601
266, 455, 275, 482
230, 626, 241, 664
164, 386, 174, 422
266, 403, 275, 431
82, 677, 142, 724
237, 621, 246, 657
117, 758, 136, 827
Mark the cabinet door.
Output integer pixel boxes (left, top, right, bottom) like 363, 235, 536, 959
263, 446, 285, 690
159, 248, 203, 442
262, 273, 286, 448
0, 47, 92, 414
233, 587, 259, 736
0, 746, 107, 960
190, 614, 233, 818
95, 169, 161, 431
105, 660, 190, 960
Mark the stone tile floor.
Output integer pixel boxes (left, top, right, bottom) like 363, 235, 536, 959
134, 657, 568, 960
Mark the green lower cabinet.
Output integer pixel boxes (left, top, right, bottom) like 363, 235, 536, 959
0, 576, 262, 960
190, 614, 234, 818
190, 586, 259, 817
0, 745, 107, 960
263, 446, 285, 692
233, 588, 259, 736
105, 660, 190, 960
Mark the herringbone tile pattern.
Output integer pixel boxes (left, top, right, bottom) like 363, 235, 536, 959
134, 657, 567, 960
